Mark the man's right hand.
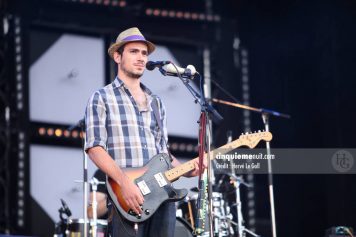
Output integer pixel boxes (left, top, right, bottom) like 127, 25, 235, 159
119, 175, 144, 215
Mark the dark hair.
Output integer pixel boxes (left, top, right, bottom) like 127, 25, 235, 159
117, 45, 125, 55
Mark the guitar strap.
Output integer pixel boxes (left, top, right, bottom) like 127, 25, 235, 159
151, 96, 173, 162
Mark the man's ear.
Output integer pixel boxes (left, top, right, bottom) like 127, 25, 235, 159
113, 52, 121, 64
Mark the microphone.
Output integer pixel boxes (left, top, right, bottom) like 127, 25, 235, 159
146, 60, 197, 79
160, 63, 197, 79
146, 61, 171, 71
60, 198, 72, 217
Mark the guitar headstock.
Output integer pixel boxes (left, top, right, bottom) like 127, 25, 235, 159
238, 131, 273, 148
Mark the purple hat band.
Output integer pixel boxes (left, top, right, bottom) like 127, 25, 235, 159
122, 35, 146, 42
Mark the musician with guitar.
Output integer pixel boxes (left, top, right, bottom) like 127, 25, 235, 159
84, 27, 204, 237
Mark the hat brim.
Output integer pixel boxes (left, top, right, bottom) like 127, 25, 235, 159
108, 40, 155, 59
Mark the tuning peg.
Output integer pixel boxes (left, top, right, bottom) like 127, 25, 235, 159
258, 130, 261, 132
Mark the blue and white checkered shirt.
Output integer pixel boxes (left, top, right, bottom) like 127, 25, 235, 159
85, 77, 168, 168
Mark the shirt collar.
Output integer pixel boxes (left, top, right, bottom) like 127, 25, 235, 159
112, 76, 153, 95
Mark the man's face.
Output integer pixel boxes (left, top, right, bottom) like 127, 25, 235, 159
116, 42, 148, 79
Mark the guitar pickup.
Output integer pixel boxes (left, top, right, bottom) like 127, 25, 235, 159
137, 180, 151, 195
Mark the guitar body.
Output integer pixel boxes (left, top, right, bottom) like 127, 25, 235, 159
106, 131, 273, 223
107, 153, 188, 223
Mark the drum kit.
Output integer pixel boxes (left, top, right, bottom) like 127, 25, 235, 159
53, 174, 252, 237
53, 179, 108, 237
175, 190, 235, 237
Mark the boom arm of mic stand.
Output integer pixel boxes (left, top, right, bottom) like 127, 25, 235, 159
179, 76, 223, 123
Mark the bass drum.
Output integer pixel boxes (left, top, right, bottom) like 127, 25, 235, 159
67, 219, 107, 237
174, 217, 194, 237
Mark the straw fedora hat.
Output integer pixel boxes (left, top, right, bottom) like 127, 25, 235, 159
108, 27, 155, 59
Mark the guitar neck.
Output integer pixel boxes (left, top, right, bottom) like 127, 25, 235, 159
164, 139, 243, 182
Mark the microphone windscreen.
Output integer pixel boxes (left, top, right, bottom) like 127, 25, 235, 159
145, 61, 156, 71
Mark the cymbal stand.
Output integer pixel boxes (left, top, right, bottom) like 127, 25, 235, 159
89, 177, 105, 237
212, 98, 291, 237
231, 174, 260, 237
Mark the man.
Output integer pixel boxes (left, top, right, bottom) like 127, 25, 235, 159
85, 27, 203, 237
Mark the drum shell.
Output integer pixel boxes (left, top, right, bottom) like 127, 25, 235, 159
175, 217, 193, 237
67, 219, 107, 237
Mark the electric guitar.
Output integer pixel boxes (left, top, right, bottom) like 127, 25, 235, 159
107, 131, 272, 222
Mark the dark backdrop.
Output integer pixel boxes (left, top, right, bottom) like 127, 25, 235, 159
213, 1, 356, 236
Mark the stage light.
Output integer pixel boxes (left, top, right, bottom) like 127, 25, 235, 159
47, 128, 54, 136
14, 17, 24, 111
146, 8, 152, 15
18, 190, 24, 198
161, 10, 168, 17
55, 128, 63, 137
191, 13, 198, 20
186, 144, 194, 152
17, 129, 26, 228
18, 170, 24, 178
111, 0, 118, 6
153, 9, 160, 16
17, 93, 22, 100
38, 127, 46, 136
63, 130, 70, 137
184, 12, 191, 19
15, 54, 21, 63
119, 1, 126, 7
178, 143, 186, 151
17, 209, 24, 217
79, 131, 85, 139
71, 130, 79, 138
176, 11, 183, 18
17, 220, 24, 227
168, 10, 175, 18
194, 145, 199, 153
170, 143, 178, 151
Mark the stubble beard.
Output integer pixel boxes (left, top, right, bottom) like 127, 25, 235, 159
120, 62, 143, 79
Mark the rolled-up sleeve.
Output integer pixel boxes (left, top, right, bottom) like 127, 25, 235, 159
84, 91, 107, 151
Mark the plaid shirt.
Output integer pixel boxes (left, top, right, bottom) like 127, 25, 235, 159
85, 77, 168, 168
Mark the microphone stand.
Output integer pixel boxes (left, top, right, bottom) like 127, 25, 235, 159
70, 119, 89, 237
158, 64, 223, 237
212, 98, 291, 237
